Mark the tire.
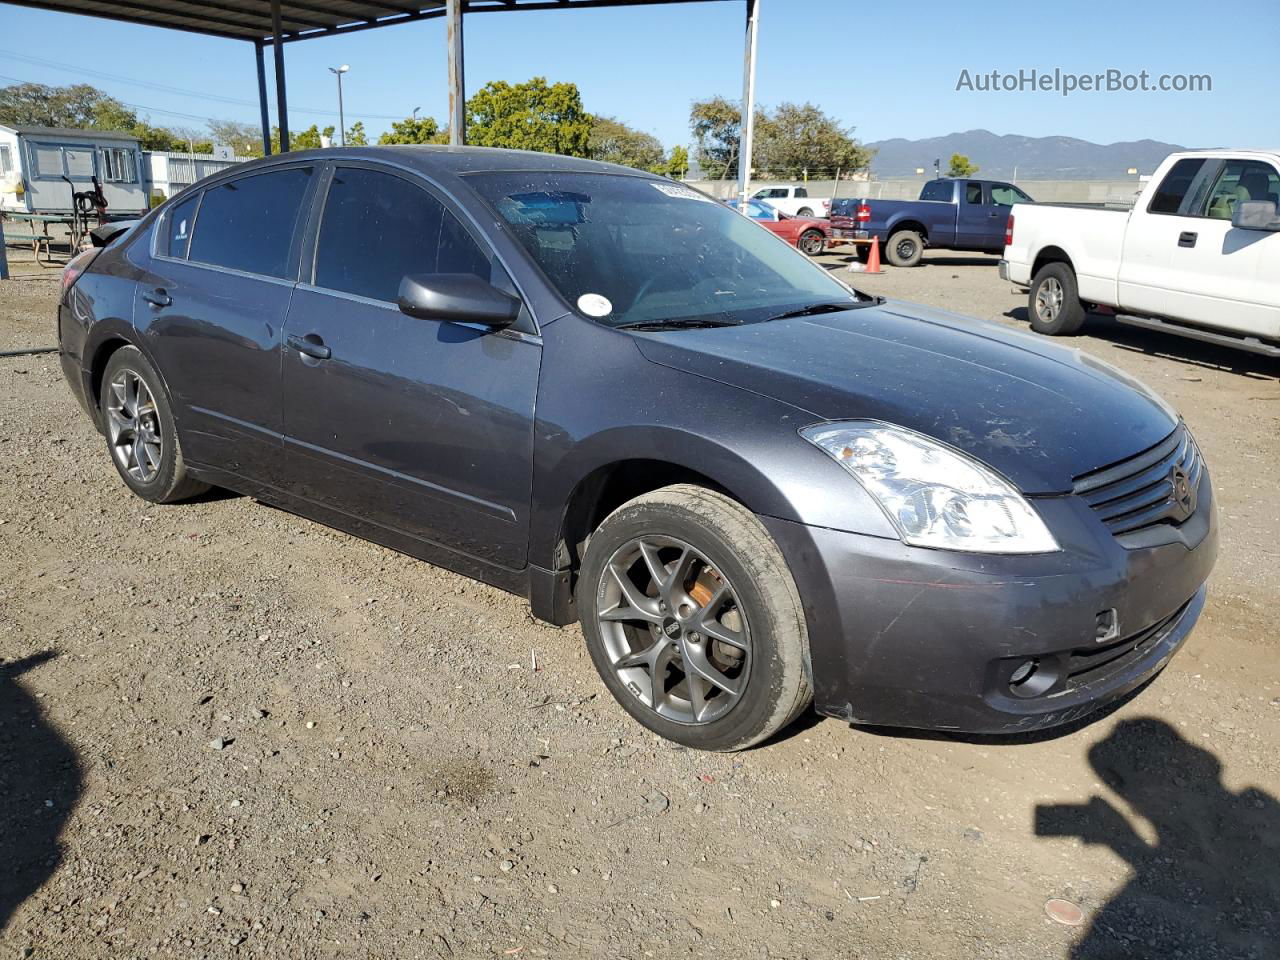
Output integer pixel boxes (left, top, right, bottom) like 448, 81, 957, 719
798, 229, 825, 257
577, 484, 812, 752
852, 244, 872, 264
99, 345, 209, 503
795, 207, 814, 217
1028, 262, 1086, 336
885, 230, 924, 267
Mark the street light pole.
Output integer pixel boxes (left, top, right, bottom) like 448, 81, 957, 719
329, 65, 350, 146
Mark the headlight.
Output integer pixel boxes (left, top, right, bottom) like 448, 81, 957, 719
801, 422, 1059, 554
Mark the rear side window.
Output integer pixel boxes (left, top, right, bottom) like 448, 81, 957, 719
920, 180, 952, 202
989, 184, 1027, 206
965, 182, 984, 204
161, 192, 200, 259
1147, 158, 1206, 214
313, 167, 490, 302
188, 167, 312, 279
795, 187, 808, 198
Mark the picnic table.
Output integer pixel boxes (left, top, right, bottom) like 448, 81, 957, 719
0, 212, 87, 267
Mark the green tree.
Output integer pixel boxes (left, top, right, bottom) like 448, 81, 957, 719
661, 145, 690, 179
0, 81, 197, 151
378, 114, 448, 145
345, 121, 368, 146
207, 119, 267, 157
948, 153, 979, 177
689, 97, 872, 179
290, 124, 336, 149
465, 77, 591, 156
588, 115, 664, 171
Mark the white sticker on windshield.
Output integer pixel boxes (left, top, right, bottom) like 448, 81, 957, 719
650, 182, 714, 203
577, 293, 614, 318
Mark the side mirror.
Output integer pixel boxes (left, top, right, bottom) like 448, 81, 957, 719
397, 273, 521, 328
1231, 200, 1280, 232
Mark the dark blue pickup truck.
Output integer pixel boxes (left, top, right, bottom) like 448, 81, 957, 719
830, 178, 1034, 267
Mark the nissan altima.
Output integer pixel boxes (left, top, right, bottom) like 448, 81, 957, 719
57, 147, 1217, 751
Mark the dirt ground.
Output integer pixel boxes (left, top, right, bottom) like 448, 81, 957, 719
1, 247, 1278, 960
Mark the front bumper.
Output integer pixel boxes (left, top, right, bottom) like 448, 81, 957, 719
762, 474, 1217, 734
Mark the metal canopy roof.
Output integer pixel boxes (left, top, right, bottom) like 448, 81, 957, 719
3, 0, 733, 44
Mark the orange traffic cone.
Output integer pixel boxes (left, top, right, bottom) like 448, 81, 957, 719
865, 236, 883, 274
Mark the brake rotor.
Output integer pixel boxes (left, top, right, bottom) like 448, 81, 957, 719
686, 565, 743, 668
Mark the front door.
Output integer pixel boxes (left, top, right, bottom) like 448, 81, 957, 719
280, 164, 541, 570
133, 165, 316, 486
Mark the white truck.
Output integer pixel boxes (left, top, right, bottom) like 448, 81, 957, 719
1001, 149, 1280, 357
751, 184, 830, 218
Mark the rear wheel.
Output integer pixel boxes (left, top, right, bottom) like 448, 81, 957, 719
798, 229, 825, 256
1029, 262, 1086, 335
99, 346, 209, 503
886, 230, 924, 267
578, 485, 812, 752
796, 206, 814, 217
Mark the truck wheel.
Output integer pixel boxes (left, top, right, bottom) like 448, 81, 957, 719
1029, 262, 1086, 336
798, 229, 825, 256
796, 206, 814, 217
577, 484, 812, 752
852, 244, 872, 264
886, 230, 924, 267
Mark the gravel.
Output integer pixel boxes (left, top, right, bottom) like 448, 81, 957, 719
1, 251, 1277, 958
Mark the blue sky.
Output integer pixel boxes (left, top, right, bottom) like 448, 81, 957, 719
1, 0, 1276, 149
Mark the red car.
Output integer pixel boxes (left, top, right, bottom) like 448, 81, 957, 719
733, 198, 833, 256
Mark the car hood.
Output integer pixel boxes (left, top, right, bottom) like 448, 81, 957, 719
632, 301, 1177, 494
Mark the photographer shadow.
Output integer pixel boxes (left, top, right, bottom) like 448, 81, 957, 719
0, 652, 82, 934
1036, 717, 1279, 959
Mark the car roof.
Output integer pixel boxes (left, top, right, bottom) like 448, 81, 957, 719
224, 144, 660, 179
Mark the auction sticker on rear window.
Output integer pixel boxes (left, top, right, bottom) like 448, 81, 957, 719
577, 293, 614, 318
650, 182, 714, 203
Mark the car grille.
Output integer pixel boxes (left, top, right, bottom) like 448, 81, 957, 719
1072, 424, 1202, 536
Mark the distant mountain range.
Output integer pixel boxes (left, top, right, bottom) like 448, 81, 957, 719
863, 129, 1190, 179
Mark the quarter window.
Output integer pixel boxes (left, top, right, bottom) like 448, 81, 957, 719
313, 167, 490, 302
162, 192, 200, 259
1147, 158, 1206, 215
187, 167, 312, 279
0, 144, 12, 176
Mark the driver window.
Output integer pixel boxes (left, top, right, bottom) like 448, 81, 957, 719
1201, 160, 1280, 220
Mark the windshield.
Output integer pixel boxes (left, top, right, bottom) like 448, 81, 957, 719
465, 172, 858, 328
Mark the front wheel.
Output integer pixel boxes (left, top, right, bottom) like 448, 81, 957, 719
798, 229, 826, 256
99, 346, 209, 503
885, 230, 924, 267
577, 485, 812, 752
1028, 262, 1086, 335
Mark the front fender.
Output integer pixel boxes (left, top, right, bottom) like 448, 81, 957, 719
529, 315, 899, 567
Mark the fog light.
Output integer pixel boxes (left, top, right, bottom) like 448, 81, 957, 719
1009, 659, 1037, 686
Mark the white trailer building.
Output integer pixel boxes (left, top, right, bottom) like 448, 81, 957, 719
0, 124, 148, 215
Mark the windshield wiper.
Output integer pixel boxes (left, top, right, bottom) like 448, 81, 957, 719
765, 299, 879, 322
613, 318, 741, 332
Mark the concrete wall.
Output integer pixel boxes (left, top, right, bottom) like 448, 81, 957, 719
689, 178, 1145, 208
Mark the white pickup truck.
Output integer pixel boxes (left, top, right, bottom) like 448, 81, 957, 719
1001, 149, 1280, 357
751, 184, 830, 218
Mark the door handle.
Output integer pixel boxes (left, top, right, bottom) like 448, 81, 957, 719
141, 288, 172, 308
286, 333, 332, 360
1178, 231, 1198, 248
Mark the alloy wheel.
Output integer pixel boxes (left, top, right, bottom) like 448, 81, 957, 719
595, 535, 750, 725
1036, 276, 1064, 322
106, 369, 162, 483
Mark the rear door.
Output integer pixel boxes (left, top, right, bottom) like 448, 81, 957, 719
279, 163, 541, 569
133, 164, 316, 486
954, 182, 1003, 249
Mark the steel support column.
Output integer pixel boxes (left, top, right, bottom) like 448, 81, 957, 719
271, 0, 290, 152
735, 0, 759, 205
447, 0, 465, 146
254, 40, 272, 156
